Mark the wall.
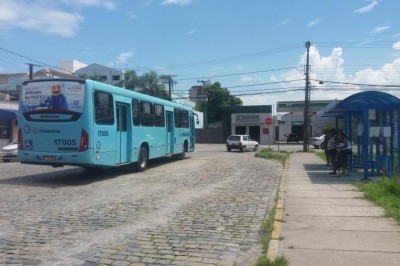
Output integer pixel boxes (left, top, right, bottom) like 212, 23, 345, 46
196, 128, 224, 143
230, 113, 274, 145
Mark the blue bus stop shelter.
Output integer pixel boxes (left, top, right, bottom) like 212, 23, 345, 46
322, 91, 400, 179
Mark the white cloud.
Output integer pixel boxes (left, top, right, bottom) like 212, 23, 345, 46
0, 2, 18, 21
354, 0, 379, 13
393, 41, 400, 50
371, 25, 390, 34
239, 46, 400, 106
187, 29, 196, 35
115, 51, 135, 65
307, 18, 323, 27
0, 0, 117, 38
351, 58, 400, 85
0, 1, 83, 38
239, 76, 254, 83
236, 65, 245, 71
126, 11, 137, 19
279, 20, 291, 26
161, 0, 192, 6
60, 0, 117, 10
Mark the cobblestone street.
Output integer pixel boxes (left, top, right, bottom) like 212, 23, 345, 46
0, 144, 282, 265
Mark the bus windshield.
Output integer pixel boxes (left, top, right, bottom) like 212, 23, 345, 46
21, 80, 84, 122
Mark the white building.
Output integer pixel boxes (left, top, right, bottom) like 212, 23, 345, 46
59, 60, 87, 74
74, 63, 122, 86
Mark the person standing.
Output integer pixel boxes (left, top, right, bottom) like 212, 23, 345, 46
329, 131, 349, 176
323, 130, 332, 166
326, 129, 337, 170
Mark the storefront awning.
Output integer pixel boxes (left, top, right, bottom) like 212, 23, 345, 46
0, 109, 18, 120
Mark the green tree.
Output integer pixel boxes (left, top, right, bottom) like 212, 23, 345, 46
119, 70, 139, 90
196, 82, 242, 124
140, 71, 169, 100
119, 70, 169, 100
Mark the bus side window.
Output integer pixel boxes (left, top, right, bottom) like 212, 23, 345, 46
94, 91, 114, 125
132, 99, 140, 126
182, 110, 189, 128
154, 104, 165, 127
174, 108, 182, 128
141, 101, 154, 126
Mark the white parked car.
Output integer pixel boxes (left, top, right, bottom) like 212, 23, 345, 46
226, 135, 259, 152
309, 134, 326, 149
1, 139, 18, 162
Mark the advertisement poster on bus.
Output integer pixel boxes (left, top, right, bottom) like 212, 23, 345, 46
21, 81, 84, 114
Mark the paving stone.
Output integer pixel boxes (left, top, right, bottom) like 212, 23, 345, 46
0, 145, 281, 266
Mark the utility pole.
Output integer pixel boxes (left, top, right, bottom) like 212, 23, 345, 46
161, 75, 176, 101
197, 80, 210, 128
303, 41, 311, 152
26, 63, 40, 80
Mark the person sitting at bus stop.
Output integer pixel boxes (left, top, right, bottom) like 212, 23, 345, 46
329, 131, 349, 176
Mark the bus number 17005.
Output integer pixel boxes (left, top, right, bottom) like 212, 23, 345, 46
97, 130, 109, 137
54, 139, 77, 146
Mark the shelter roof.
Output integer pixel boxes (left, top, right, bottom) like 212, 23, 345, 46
322, 91, 400, 116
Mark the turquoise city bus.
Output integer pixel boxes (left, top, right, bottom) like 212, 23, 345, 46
18, 78, 196, 171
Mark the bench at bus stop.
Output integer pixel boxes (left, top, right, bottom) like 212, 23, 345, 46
350, 154, 394, 177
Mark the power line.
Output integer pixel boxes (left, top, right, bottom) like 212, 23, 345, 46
176, 67, 298, 81
148, 43, 304, 70
226, 79, 304, 89
0, 47, 73, 74
314, 41, 396, 48
172, 78, 305, 92
310, 79, 400, 88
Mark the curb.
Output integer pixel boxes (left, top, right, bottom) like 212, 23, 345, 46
266, 158, 288, 260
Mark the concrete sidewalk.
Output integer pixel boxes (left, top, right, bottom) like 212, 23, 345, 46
278, 152, 400, 266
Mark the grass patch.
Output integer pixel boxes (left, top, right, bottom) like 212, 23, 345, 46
315, 151, 327, 162
256, 256, 289, 266
356, 177, 400, 223
255, 148, 289, 166
255, 208, 289, 266
254, 149, 290, 266
259, 208, 275, 253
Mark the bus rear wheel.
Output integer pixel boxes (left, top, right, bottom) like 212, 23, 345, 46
136, 147, 148, 172
177, 142, 187, 160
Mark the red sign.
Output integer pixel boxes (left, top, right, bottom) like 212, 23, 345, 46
265, 117, 272, 125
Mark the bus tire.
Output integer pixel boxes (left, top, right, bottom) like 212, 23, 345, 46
136, 147, 148, 172
177, 142, 187, 160
177, 148, 185, 160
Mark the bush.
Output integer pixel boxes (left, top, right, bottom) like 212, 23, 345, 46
255, 148, 289, 166
357, 178, 400, 223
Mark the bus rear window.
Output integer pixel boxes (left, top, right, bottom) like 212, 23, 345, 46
21, 80, 84, 122
94, 91, 114, 125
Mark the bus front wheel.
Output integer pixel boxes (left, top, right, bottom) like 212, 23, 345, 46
136, 147, 148, 172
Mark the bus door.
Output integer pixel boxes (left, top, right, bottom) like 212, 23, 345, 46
189, 113, 195, 151
116, 102, 129, 164
166, 111, 174, 154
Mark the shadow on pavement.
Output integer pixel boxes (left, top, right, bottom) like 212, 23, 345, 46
0, 156, 190, 187
303, 163, 365, 184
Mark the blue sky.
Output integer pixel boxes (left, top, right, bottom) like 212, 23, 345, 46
1, 0, 400, 107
